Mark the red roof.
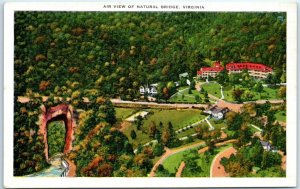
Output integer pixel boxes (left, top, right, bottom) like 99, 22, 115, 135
199, 61, 224, 72
197, 62, 272, 75
226, 62, 272, 72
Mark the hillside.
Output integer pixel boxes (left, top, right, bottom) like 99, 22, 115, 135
14, 12, 286, 100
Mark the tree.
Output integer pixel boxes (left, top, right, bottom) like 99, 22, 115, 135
278, 86, 286, 100
225, 111, 237, 125
149, 121, 157, 138
161, 128, 171, 146
182, 149, 202, 174
242, 90, 254, 101
229, 74, 240, 89
203, 90, 209, 103
130, 130, 137, 139
162, 87, 170, 102
216, 69, 229, 85
261, 151, 282, 169
241, 103, 256, 117
135, 115, 143, 130
102, 99, 117, 125
232, 88, 244, 102
253, 81, 264, 98
195, 124, 209, 139
236, 123, 252, 147
153, 143, 165, 156
189, 80, 196, 90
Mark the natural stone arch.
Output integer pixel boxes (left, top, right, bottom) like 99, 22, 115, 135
38, 104, 76, 161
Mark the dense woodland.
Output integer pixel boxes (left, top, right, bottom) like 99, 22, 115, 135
15, 12, 286, 100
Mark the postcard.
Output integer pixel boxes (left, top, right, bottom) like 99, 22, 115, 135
3, 1, 297, 188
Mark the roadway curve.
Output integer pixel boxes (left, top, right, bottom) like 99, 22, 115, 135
210, 147, 237, 177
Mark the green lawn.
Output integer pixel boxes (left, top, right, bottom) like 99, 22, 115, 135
143, 109, 205, 131
275, 110, 286, 122
123, 126, 152, 149
204, 83, 279, 102
201, 83, 221, 98
115, 107, 138, 120
163, 151, 186, 174
123, 109, 205, 148
222, 85, 235, 101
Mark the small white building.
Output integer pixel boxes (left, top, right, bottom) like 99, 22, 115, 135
139, 84, 158, 95
260, 140, 276, 152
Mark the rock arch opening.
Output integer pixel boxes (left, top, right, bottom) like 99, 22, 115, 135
46, 115, 67, 158
39, 104, 76, 161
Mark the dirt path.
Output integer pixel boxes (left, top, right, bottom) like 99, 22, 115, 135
210, 147, 237, 177
149, 141, 205, 177
175, 161, 186, 177
119, 121, 132, 132
65, 158, 76, 177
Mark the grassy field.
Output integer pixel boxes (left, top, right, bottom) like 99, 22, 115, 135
143, 109, 205, 130
275, 110, 286, 122
201, 83, 221, 98
115, 107, 138, 120
122, 109, 205, 148
202, 83, 279, 102
163, 151, 186, 174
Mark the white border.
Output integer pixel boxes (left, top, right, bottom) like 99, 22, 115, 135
4, 2, 297, 188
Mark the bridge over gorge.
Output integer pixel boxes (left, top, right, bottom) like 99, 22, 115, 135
17, 97, 78, 176
39, 104, 77, 161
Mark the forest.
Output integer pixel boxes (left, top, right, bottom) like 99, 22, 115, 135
14, 12, 286, 100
